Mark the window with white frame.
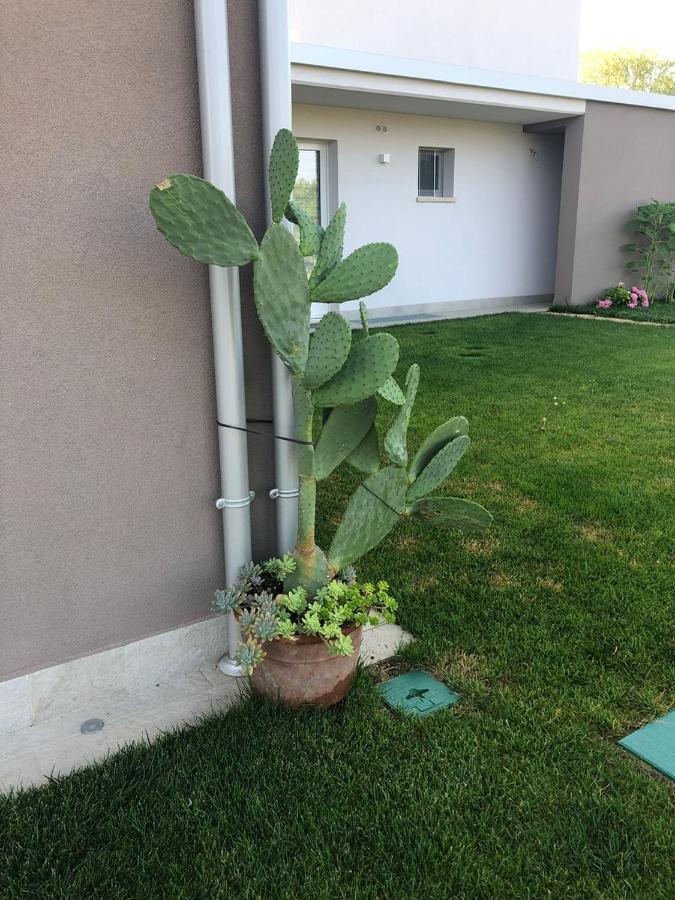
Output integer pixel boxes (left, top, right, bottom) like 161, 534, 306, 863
294, 140, 336, 320
418, 147, 455, 198
293, 142, 330, 226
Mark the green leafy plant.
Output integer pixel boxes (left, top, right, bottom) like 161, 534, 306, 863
215, 558, 396, 672
150, 129, 492, 671
622, 201, 675, 302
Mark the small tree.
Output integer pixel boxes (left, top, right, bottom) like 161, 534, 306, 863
622, 201, 675, 302
580, 49, 675, 95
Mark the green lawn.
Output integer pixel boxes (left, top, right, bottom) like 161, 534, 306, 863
550, 302, 675, 324
2, 313, 674, 899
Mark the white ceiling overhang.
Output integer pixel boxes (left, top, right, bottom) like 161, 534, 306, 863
291, 43, 675, 126
291, 45, 585, 126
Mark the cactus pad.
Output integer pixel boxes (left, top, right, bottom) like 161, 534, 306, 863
328, 466, 408, 571
308, 203, 346, 291
310, 243, 398, 303
408, 416, 469, 480
377, 376, 406, 406
409, 497, 493, 532
149, 174, 259, 267
314, 398, 377, 481
286, 200, 324, 257
312, 333, 399, 408
347, 426, 380, 475
359, 301, 370, 336
253, 224, 310, 374
284, 546, 329, 596
269, 128, 299, 224
384, 364, 420, 467
406, 434, 471, 503
304, 312, 352, 390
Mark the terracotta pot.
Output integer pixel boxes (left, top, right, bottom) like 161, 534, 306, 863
251, 626, 363, 708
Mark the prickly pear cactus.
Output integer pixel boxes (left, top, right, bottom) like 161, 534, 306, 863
347, 426, 380, 475
328, 466, 409, 571
286, 200, 324, 257
150, 175, 259, 267
148, 127, 491, 627
408, 416, 469, 480
310, 243, 398, 303
409, 497, 492, 531
383, 364, 419, 466
304, 312, 352, 390
269, 128, 299, 224
406, 434, 471, 503
312, 333, 399, 407
253, 224, 310, 375
314, 398, 377, 481
377, 376, 406, 405
308, 203, 346, 291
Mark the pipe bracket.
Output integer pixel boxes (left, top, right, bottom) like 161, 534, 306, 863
216, 491, 255, 510
269, 487, 299, 500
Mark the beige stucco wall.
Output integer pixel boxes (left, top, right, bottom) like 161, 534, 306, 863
1, 0, 273, 682
554, 102, 675, 305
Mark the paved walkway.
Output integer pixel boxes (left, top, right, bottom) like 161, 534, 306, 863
0, 624, 413, 794
547, 312, 672, 327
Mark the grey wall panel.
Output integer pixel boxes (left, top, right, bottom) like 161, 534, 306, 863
1, 0, 273, 681
554, 102, 675, 306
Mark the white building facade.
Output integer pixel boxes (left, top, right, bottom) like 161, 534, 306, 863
289, 2, 675, 318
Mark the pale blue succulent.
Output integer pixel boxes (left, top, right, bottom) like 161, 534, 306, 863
238, 562, 263, 592
339, 566, 357, 586
213, 589, 242, 615
254, 591, 279, 616
238, 607, 257, 632
251, 612, 279, 642
234, 638, 266, 676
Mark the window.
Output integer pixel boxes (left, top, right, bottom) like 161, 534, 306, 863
293, 140, 338, 320
292, 142, 329, 226
418, 147, 455, 199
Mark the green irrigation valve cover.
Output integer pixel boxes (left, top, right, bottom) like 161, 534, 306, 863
618, 710, 675, 781
378, 671, 459, 717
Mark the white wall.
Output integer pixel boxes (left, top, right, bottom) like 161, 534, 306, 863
293, 104, 564, 311
289, 0, 581, 82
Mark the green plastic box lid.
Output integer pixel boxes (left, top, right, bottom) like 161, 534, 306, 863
378, 670, 459, 717
618, 710, 675, 780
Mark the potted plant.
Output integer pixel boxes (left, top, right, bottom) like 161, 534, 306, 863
149, 129, 492, 707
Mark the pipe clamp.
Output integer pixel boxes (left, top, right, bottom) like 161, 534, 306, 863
216, 491, 255, 510
269, 487, 299, 500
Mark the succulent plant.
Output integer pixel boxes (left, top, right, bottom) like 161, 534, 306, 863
150, 129, 492, 664
234, 638, 266, 676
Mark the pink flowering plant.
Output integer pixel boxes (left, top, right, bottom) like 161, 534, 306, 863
596, 282, 649, 311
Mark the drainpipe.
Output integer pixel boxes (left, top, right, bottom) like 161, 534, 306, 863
194, 0, 251, 676
258, 0, 299, 554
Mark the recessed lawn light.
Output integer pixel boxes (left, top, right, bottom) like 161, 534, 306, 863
80, 718, 104, 734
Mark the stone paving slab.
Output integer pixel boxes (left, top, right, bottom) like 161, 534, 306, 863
0, 624, 413, 793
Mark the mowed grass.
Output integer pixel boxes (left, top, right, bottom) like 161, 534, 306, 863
2, 313, 674, 899
550, 302, 675, 324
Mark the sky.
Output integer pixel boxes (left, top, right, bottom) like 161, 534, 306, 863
580, 0, 675, 56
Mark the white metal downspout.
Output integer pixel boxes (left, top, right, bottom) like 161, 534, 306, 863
194, 0, 251, 676
258, 0, 299, 555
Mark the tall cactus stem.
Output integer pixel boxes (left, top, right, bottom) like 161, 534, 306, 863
292, 375, 316, 559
